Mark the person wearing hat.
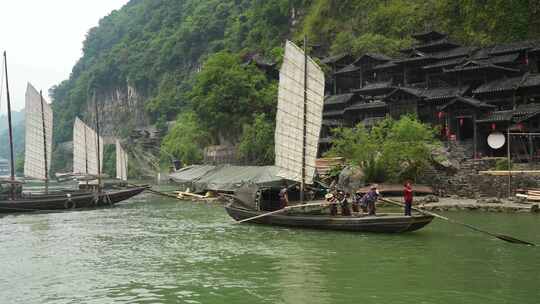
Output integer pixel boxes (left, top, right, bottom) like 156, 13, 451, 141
360, 184, 380, 216
325, 192, 338, 216
339, 191, 352, 216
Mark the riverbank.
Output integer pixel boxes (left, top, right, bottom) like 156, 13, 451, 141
382, 196, 539, 213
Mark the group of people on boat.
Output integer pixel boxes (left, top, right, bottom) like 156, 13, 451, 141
277, 181, 415, 217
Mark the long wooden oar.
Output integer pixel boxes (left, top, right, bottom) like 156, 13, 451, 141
380, 198, 536, 246
233, 201, 336, 224
127, 183, 183, 200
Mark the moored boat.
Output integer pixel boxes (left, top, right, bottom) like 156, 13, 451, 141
225, 201, 434, 233
0, 186, 147, 213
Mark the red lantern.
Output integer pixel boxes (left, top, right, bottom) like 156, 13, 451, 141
459, 118, 464, 126
491, 123, 496, 131
517, 123, 524, 130
438, 111, 444, 119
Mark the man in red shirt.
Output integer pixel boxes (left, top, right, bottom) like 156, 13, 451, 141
403, 181, 413, 216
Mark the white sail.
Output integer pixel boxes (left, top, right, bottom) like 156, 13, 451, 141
116, 139, 128, 181
24, 83, 53, 180
73, 117, 103, 176
274, 41, 325, 184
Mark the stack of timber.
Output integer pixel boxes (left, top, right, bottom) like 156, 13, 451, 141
479, 170, 540, 176
516, 189, 540, 203
174, 190, 224, 203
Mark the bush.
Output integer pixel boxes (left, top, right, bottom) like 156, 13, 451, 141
326, 115, 440, 183
495, 159, 513, 171
160, 112, 210, 166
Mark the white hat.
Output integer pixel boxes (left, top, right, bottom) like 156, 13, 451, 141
325, 193, 334, 199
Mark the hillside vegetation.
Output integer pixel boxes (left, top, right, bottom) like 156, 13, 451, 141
49, 0, 540, 171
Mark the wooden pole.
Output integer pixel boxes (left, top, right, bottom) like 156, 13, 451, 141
301, 36, 308, 204
3, 51, 16, 199
507, 127, 512, 197
94, 92, 102, 191
39, 90, 49, 193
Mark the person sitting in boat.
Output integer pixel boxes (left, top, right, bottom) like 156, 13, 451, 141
278, 183, 289, 209
325, 192, 338, 216
352, 191, 361, 213
339, 191, 352, 216
360, 184, 380, 216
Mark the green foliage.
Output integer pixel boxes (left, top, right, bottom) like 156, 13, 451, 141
15, 152, 24, 175
304, 0, 537, 56
190, 52, 277, 141
160, 111, 209, 166
238, 113, 275, 165
495, 159, 513, 171
326, 116, 440, 183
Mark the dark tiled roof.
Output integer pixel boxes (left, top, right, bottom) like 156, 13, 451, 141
439, 96, 495, 110
321, 53, 352, 64
322, 119, 342, 126
489, 41, 540, 55
401, 38, 460, 53
521, 74, 540, 88
345, 101, 387, 112
422, 86, 469, 100
514, 103, 540, 116
428, 46, 476, 59
472, 76, 523, 94
422, 57, 466, 70
474, 53, 520, 65
354, 81, 393, 93
400, 87, 425, 97
444, 63, 520, 73
323, 109, 345, 117
353, 53, 392, 65
476, 110, 515, 123
371, 61, 398, 70
335, 63, 361, 75
395, 54, 434, 64
411, 31, 447, 42
324, 93, 355, 105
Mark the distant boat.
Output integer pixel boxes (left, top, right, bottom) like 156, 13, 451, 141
0, 51, 146, 213
224, 41, 434, 232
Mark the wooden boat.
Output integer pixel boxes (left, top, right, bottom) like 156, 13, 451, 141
0, 186, 147, 213
225, 199, 434, 233
223, 41, 434, 233
0, 52, 146, 214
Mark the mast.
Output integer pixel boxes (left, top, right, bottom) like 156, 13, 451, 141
300, 36, 308, 203
3, 51, 16, 199
94, 92, 102, 191
39, 90, 49, 193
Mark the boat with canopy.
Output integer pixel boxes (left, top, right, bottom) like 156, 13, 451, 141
224, 40, 434, 232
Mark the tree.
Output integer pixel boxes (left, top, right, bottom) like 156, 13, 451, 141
238, 113, 275, 165
160, 111, 209, 166
190, 51, 276, 143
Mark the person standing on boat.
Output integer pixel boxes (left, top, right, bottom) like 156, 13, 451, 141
360, 184, 380, 216
278, 184, 289, 209
340, 191, 352, 216
403, 181, 413, 216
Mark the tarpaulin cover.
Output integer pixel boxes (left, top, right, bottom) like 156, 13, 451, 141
169, 165, 286, 193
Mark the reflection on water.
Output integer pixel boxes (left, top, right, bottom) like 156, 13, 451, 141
1, 187, 539, 303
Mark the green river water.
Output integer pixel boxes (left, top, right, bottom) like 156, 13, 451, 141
1, 187, 539, 304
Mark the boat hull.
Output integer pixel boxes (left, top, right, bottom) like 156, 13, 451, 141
225, 203, 434, 233
0, 187, 147, 213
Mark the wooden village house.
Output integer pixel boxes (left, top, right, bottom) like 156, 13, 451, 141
320, 31, 540, 162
